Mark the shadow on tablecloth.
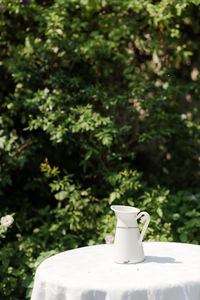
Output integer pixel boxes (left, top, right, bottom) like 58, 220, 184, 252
144, 256, 182, 264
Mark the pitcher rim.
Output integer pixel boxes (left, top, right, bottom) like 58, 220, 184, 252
111, 205, 140, 214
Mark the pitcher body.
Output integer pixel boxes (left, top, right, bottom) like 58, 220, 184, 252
111, 205, 150, 264
114, 227, 144, 264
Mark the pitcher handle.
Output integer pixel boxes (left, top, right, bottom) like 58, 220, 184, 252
136, 211, 150, 243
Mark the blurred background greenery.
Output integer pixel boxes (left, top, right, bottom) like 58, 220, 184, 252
1, 0, 200, 298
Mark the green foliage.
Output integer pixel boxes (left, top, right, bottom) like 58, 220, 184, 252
1, 0, 200, 298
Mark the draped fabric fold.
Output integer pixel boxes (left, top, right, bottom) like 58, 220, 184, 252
31, 242, 200, 300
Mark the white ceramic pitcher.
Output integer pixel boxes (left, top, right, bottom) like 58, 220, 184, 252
111, 205, 150, 264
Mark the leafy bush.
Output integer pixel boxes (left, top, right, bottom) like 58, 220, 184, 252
1, 0, 200, 298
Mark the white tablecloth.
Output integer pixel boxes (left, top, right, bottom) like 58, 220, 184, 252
31, 242, 200, 300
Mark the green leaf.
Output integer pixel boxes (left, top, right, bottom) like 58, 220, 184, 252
109, 192, 116, 204
172, 213, 180, 221
109, 191, 120, 204
180, 233, 188, 243
190, 0, 200, 5
156, 207, 163, 218
54, 191, 68, 201
0, 136, 6, 149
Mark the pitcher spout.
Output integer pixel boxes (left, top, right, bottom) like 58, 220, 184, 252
111, 205, 140, 228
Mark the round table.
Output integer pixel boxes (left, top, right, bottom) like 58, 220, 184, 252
31, 242, 200, 300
